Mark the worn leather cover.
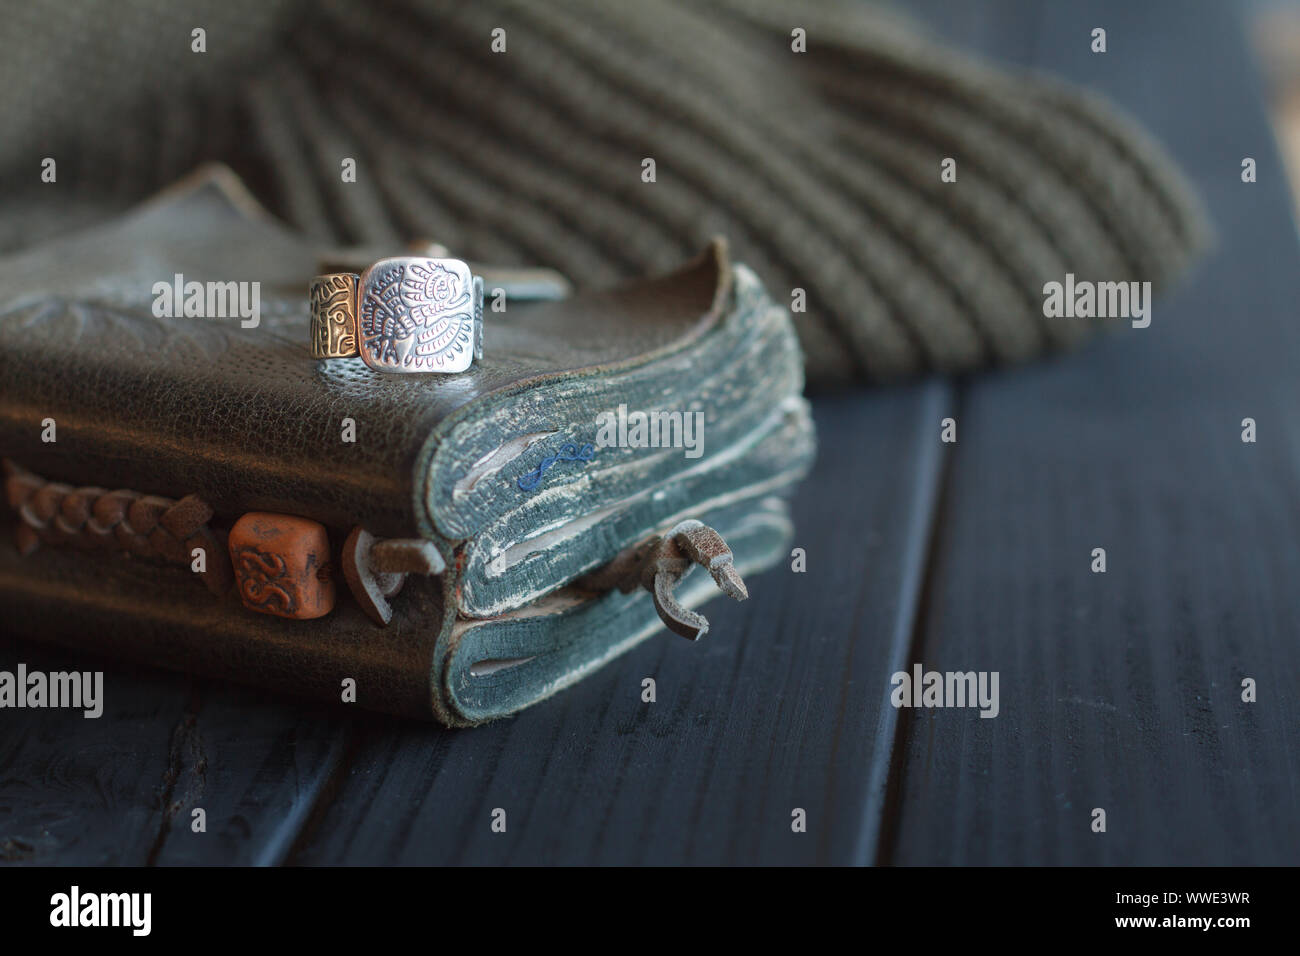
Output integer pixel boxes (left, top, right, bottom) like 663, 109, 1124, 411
0, 493, 796, 724
0, 166, 814, 723
0, 166, 731, 538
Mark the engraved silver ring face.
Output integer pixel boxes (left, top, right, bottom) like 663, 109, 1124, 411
356, 257, 483, 373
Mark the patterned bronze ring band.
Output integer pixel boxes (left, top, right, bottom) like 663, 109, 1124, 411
311, 256, 483, 373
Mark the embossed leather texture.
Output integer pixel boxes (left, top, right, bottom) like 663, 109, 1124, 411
0, 167, 814, 724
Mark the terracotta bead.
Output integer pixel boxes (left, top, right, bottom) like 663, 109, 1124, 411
228, 513, 335, 620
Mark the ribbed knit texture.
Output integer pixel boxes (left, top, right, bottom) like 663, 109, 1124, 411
0, 0, 1209, 385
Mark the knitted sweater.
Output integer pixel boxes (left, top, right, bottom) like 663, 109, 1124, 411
0, 0, 1208, 385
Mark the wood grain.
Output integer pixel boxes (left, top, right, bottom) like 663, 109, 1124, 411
0, 637, 352, 866
883, 0, 1300, 865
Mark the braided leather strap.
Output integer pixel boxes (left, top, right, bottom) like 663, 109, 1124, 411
3, 459, 232, 595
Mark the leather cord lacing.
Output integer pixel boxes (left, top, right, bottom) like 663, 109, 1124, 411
3, 459, 231, 595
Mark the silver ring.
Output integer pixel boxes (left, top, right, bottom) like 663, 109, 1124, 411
311, 256, 483, 373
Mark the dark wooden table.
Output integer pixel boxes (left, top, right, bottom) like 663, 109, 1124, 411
3, 0, 1298, 866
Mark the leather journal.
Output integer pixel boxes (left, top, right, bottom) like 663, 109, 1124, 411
0, 167, 814, 725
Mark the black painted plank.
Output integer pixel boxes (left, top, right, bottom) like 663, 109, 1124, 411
885, 0, 1300, 864
289, 384, 949, 865
0, 634, 351, 866
0, 639, 190, 865
145, 688, 351, 867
